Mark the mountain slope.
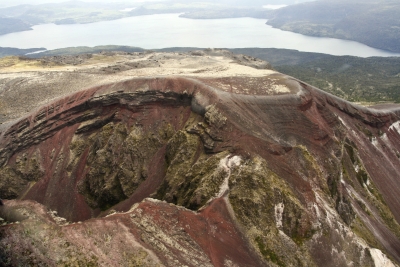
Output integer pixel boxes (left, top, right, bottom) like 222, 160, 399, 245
267, 0, 400, 53
0, 17, 31, 35
0, 50, 399, 266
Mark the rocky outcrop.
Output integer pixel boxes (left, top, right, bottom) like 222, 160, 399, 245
1, 55, 400, 266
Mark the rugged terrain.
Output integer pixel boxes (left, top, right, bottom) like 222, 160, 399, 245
6, 45, 400, 104
0, 49, 400, 266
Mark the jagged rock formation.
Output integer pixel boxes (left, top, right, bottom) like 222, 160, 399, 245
0, 50, 400, 266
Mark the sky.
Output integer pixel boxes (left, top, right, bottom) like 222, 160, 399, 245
0, 0, 164, 8
0, 0, 313, 8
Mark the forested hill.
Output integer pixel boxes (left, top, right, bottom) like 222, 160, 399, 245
0, 17, 31, 35
267, 0, 400, 53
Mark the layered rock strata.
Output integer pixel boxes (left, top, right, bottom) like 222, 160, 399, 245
0, 51, 399, 266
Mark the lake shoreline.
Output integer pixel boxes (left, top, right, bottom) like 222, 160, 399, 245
0, 14, 399, 57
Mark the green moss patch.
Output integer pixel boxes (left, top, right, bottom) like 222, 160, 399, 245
77, 121, 175, 210
255, 236, 286, 267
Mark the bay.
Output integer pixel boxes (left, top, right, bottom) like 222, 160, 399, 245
0, 13, 399, 57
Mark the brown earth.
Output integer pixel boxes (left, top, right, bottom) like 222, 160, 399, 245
0, 49, 400, 267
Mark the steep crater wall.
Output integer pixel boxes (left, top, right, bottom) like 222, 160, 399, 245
1, 75, 400, 266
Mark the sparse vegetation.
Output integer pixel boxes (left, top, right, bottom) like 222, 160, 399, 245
230, 48, 400, 104
342, 140, 400, 240
255, 236, 286, 267
19, 46, 400, 105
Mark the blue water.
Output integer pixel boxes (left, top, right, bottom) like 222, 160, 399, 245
0, 13, 398, 57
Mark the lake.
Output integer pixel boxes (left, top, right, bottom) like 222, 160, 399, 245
0, 13, 399, 57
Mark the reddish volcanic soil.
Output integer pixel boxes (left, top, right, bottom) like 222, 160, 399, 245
0, 50, 400, 267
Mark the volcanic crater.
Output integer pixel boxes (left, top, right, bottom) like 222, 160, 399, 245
0, 49, 400, 267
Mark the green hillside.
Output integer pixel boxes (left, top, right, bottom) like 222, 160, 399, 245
232, 48, 400, 103
267, 0, 400, 53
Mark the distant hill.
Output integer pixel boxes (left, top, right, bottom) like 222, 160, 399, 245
267, 0, 400, 53
0, 17, 31, 35
0, 47, 45, 57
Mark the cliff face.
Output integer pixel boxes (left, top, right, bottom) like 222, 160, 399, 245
0, 50, 400, 267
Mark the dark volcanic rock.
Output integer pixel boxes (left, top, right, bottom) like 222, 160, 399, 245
0, 70, 400, 266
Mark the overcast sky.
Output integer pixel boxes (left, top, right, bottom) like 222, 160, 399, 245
0, 0, 163, 8
0, 0, 169, 6
0, 0, 313, 8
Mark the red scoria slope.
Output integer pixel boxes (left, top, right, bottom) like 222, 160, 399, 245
0, 52, 400, 266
